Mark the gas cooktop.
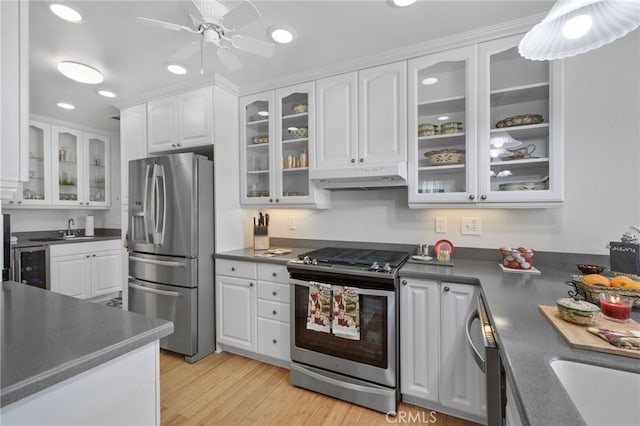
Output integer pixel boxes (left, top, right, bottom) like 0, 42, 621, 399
291, 247, 409, 274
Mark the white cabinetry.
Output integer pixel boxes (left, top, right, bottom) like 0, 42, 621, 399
0, 0, 29, 200
313, 62, 407, 181
400, 278, 486, 423
408, 34, 562, 207
215, 259, 257, 352
240, 83, 328, 208
147, 86, 213, 153
50, 240, 122, 299
215, 259, 291, 367
120, 104, 147, 205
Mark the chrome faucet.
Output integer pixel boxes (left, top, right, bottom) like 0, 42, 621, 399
66, 218, 75, 236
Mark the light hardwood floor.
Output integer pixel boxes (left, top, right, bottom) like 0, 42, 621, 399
160, 350, 479, 426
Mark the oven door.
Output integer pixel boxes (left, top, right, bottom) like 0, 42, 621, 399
290, 278, 396, 387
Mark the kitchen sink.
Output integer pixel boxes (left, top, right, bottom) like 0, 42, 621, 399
550, 359, 640, 425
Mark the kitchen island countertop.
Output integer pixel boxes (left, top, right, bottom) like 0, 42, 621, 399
0, 281, 173, 407
400, 260, 640, 426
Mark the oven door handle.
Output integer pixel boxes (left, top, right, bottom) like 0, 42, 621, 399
466, 308, 486, 373
289, 278, 394, 297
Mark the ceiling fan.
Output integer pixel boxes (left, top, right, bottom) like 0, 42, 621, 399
137, 0, 275, 72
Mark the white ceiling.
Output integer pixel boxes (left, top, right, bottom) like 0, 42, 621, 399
29, 0, 554, 132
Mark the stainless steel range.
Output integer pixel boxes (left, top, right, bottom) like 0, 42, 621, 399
288, 247, 409, 414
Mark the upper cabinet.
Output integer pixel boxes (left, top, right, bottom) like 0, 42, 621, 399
240, 83, 329, 208
120, 104, 148, 206
147, 86, 213, 153
311, 62, 407, 187
408, 34, 563, 207
0, 0, 29, 200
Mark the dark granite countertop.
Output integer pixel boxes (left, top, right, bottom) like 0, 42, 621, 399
400, 260, 640, 426
11, 229, 121, 249
214, 246, 309, 265
0, 281, 173, 407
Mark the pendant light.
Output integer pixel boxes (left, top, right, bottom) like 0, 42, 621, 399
518, 0, 640, 61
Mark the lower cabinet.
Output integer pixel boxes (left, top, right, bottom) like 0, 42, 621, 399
49, 240, 122, 299
215, 259, 290, 367
400, 277, 486, 423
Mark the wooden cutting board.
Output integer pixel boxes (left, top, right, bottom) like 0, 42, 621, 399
539, 305, 640, 359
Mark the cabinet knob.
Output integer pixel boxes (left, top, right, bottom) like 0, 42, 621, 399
171, 144, 176, 148
272, 339, 277, 344
350, 158, 356, 163
272, 290, 277, 296
402, 280, 407, 286
272, 310, 277, 315
275, 198, 280, 203
272, 272, 277, 277
269, 198, 273, 203
176, 143, 181, 147
8, 201, 13, 204
86, 255, 90, 258
92, 254, 96, 257
250, 282, 254, 287
443, 286, 450, 292
359, 158, 364, 163
17, 201, 22, 204
480, 194, 487, 200
231, 267, 235, 271
468, 194, 475, 200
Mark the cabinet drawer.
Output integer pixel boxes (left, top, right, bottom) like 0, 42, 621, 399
257, 300, 289, 323
257, 263, 289, 284
257, 318, 290, 361
49, 239, 122, 257
215, 259, 256, 279
257, 281, 289, 303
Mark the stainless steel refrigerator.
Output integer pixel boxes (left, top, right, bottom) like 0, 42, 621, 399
128, 152, 214, 363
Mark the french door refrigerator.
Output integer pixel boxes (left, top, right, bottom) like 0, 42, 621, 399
128, 153, 214, 363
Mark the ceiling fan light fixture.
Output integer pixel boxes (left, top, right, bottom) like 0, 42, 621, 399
49, 3, 83, 23
390, 0, 417, 7
97, 89, 116, 98
166, 63, 187, 75
57, 61, 104, 84
268, 26, 296, 44
518, 0, 640, 61
57, 102, 75, 110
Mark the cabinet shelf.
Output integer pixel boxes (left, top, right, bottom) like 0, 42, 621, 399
418, 96, 465, 116
247, 118, 269, 125
247, 170, 269, 175
490, 123, 549, 139
490, 82, 549, 107
490, 157, 550, 169
282, 137, 308, 145
246, 143, 269, 149
29, 155, 44, 160
90, 164, 105, 168
282, 112, 308, 120
282, 167, 309, 173
418, 132, 465, 145
59, 160, 77, 166
418, 164, 465, 173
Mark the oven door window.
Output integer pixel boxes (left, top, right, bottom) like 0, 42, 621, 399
294, 284, 388, 368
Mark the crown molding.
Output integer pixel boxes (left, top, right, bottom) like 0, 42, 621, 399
30, 113, 118, 138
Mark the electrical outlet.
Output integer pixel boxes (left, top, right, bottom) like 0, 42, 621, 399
288, 216, 296, 230
461, 217, 481, 235
435, 217, 447, 233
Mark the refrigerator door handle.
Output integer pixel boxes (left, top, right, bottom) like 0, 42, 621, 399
157, 164, 167, 245
130, 255, 184, 267
129, 280, 182, 297
150, 164, 159, 244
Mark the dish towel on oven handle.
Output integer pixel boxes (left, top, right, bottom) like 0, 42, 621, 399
306, 282, 331, 333
332, 285, 360, 340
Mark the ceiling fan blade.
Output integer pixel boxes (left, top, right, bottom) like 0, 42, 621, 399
191, 0, 227, 23
217, 47, 242, 72
231, 35, 275, 58
172, 40, 202, 62
136, 17, 198, 34
222, 1, 260, 32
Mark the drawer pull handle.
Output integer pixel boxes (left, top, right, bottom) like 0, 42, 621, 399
272, 339, 277, 344
272, 310, 277, 315
272, 290, 277, 296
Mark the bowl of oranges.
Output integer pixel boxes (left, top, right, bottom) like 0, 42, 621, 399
571, 273, 640, 309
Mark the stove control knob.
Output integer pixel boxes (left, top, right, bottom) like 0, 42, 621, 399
311, 258, 318, 265
383, 263, 392, 273
371, 261, 380, 271
303, 256, 311, 264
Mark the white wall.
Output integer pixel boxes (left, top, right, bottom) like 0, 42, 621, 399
249, 31, 640, 255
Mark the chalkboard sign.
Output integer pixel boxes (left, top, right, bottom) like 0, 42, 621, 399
609, 242, 640, 275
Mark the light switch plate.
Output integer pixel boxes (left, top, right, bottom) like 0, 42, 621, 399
435, 217, 447, 233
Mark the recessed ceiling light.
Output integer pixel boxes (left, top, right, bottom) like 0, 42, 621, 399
437, 116, 450, 121
49, 3, 83, 23
422, 77, 439, 85
97, 89, 116, 98
268, 26, 296, 44
57, 102, 75, 110
166, 64, 187, 75
57, 61, 103, 84
390, 0, 417, 7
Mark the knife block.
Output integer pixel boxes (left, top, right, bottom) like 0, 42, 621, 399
254, 225, 269, 250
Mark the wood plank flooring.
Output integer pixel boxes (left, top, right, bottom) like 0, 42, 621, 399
160, 350, 479, 426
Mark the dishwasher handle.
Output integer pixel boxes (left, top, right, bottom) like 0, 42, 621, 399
466, 308, 486, 373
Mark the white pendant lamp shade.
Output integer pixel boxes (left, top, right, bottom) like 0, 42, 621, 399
519, 0, 640, 61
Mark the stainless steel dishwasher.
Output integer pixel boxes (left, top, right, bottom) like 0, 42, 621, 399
466, 294, 506, 426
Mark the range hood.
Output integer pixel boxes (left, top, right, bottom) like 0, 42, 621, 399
309, 162, 407, 189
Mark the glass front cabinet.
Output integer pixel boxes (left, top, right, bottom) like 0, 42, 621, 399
408, 34, 562, 207
240, 83, 328, 208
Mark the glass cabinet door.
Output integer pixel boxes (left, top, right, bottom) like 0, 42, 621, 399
478, 34, 562, 203
242, 93, 273, 204
52, 126, 83, 206
408, 45, 477, 205
84, 133, 109, 206
21, 121, 52, 205
276, 83, 313, 203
